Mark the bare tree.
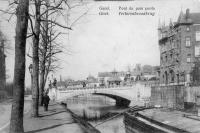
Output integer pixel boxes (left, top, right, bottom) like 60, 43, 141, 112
38, 5, 48, 105
8, 0, 89, 116
29, 0, 72, 111
39, 26, 61, 105
37, 0, 89, 106
9, 0, 29, 132
31, 0, 41, 118
40, 28, 64, 90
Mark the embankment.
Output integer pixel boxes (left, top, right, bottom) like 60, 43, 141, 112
61, 103, 101, 133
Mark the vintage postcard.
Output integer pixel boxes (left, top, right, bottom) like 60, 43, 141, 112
0, 0, 200, 133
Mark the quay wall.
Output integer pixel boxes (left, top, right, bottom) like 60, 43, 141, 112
124, 113, 166, 133
61, 103, 101, 133
151, 85, 200, 111
123, 112, 189, 133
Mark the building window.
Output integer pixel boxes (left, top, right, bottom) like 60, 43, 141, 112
195, 45, 200, 57
187, 54, 191, 63
196, 31, 200, 41
185, 37, 191, 47
187, 58, 191, 63
186, 74, 191, 83
170, 70, 175, 83
186, 26, 190, 31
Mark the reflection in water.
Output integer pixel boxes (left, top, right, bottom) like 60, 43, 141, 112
66, 94, 127, 133
66, 94, 126, 120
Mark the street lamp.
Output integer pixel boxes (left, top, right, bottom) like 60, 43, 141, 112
29, 64, 33, 75
29, 64, 33, 91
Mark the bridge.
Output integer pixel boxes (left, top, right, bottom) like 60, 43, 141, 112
50, 82, 152, 107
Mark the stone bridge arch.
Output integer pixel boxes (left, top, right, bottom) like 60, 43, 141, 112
57, 89, 132, 107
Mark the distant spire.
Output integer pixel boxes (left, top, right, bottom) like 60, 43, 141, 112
177, 9, 184, 23
169, 18, 173, 28
186, 8, 190, 20
158, 18, 161, 29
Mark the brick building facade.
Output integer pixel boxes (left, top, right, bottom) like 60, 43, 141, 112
158, 9, 200, 86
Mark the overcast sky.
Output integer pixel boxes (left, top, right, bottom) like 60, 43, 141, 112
0, 0, 200, 86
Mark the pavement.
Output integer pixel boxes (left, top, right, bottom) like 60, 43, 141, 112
0, 96, 32, 132
139, 108, 200, 133
1, 101, 84, 133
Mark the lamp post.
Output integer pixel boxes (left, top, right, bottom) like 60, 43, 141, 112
29, 64, 33, 89
137, 87, 140, 101
29, 64, 35, 116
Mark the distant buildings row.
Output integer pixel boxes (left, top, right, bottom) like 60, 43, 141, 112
98, 65, 158, 87
158, 9, 200, 86
57, 64, 158, 89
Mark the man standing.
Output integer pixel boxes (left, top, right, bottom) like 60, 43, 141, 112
43, 92, 50, 111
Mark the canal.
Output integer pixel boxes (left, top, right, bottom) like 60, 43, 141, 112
65, 94, 128, 133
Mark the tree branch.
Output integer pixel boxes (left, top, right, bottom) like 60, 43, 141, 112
40, 19, 72, 30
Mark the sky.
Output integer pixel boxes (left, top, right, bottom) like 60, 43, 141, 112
0, 0, 200, 86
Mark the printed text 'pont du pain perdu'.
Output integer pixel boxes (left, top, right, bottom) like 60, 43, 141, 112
98, 6, 156, 16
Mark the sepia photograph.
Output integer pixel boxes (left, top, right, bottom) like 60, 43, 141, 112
0, 0, 200, 133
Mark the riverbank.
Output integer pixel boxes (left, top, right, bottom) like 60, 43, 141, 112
66, 104, 127, 133
92, 115, 126, 133
124, 107, 200, 133
64, 104, 101, 133
0, 95, 32, 132
62, 100, 132, 133
1, 102, 84, 133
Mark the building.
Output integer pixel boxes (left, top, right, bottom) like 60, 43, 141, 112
0, 34, 6, 91
158, 9, 200, 86
98, 69, 125, 86
107, 70, 122, 86
86, 75, 99, 87
98, 67, 158, 86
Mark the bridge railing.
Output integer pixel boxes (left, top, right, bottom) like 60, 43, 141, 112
58, 84, 138, 91
57, 81, 158, 91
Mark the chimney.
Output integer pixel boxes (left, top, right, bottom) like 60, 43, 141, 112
186, 8, 190, 20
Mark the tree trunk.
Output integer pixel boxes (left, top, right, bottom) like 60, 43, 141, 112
39, 2, 49, 106
32, 0, 41, 117
9, 0, 29, 133
39, 61, 45, 105
43, 24, 52, 93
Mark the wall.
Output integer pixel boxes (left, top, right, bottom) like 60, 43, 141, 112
124, 113, 167, 133
151, 85, 200, 112
150, 85, 185, 110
